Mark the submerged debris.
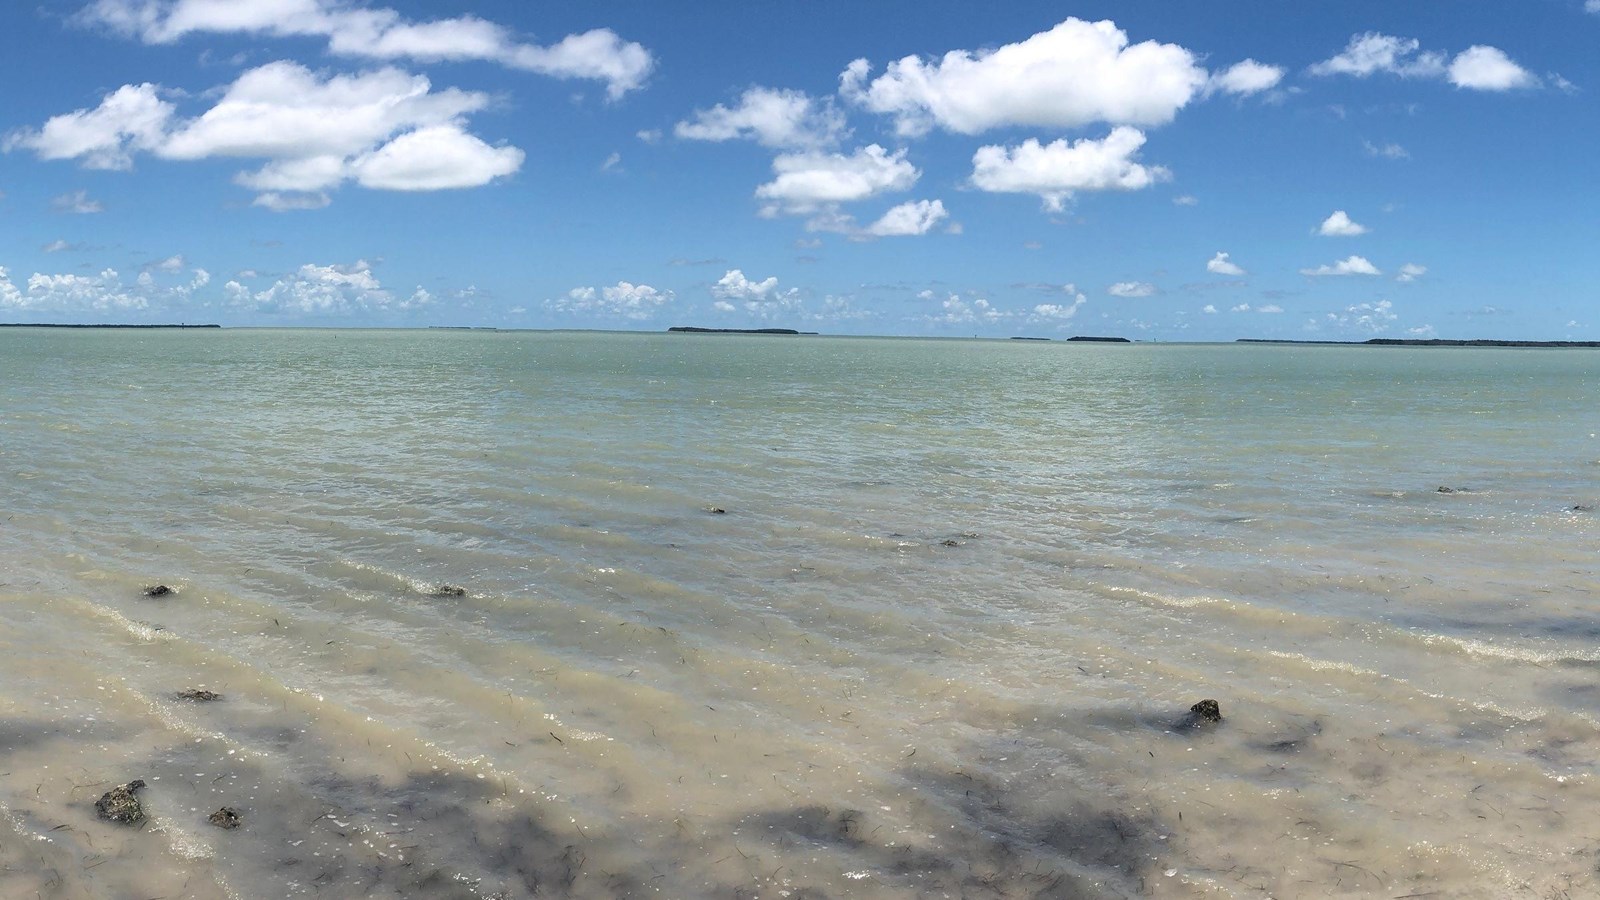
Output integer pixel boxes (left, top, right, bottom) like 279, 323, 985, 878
207, 807, 242, 829
429, 585, 467, 598
176, 689, 223, 702
1573, 504, 1594, 512
95, 780, 147, 824
938, 539, 961, 547
1178, 698, 1223, 729
143, 584, 175, 597
1436, 486, 1460, 494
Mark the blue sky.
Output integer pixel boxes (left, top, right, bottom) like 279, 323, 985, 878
2, 0, 1596, 338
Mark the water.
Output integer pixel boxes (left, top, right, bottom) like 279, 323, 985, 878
1, 328, 1597, 898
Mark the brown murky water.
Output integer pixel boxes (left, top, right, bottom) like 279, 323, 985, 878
2, 329, 1598, 898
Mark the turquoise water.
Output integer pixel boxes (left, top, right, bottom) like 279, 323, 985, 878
2, 328, 1598, 898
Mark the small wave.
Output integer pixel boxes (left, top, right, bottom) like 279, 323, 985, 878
1104, 586, 1235, 609
1417, 633, 1600, 665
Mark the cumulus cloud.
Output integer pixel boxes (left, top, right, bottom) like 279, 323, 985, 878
1448, 46, 1539, 91
2, 83, 173, 170
675, 87, 845, 149
545, 281, 674, 320
1300, 255, 1381, 276
0, 263, 212, 314
1311, 33, 1537, 91
1107, 281, 1157, 298
1318, 210, 1368, 236
1202, 304, 1217, 314
711, 268, 801, 319
1206, 252, 1245, 276
225, 259, 425, 314
348, 125, 523, 191
1207, 59, 1285, 96
1258, 304, 1284, 313
839, 17, 1212, 136
969, 126, 1170, 212
11, 269, 146, 311
1029, 285, 1088, 323
1327, 298, 1398, 332
863, 199, 948, 237
76, 0, 654, 98
756, 144, 918, 216
52, 189, 104, 213
928, 293, 1007, 325
12, 62, 523, 206
1396, 263, 1427, 282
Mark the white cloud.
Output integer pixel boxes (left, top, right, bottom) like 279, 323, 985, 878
545, 281, 674, 320
1107, 281, 1157, 298
1448, 46, 1538, 91
1363, 140, 1409, 159
970, 126, 1170, 212
1231, 303, 1251, 312
711, 268, 801, 319
1172, 194, 1198, 206
1207, 59, 1285, 96
1396, 262, 1427, 282
77, 0, 654, 98
0, 264, 209, 314
52, 189, 104, 213
1258, 304, 1284, 313
1030, 285, 1088, 323
1327, 299, 1398, 332
864, 199, 948, 237
1310, 33, 1446, 79
675, 87, 845, 149
1589, 0, 1600, 12
14, 62, 523, 204
600, 151, 621, 172
349, 125, 523, 191
931, 294, 1007, 325
253, 191, 331, 211
1206, 251, 1245, 276
2, 83, 172, 170
1311, 33, 1537, 91
756, 144, 918, 215
154, 254, 185, 272
42, 239, 74, 253
839, 17, 1209, 136
1318, 210, 1368, 236
228, 259, 405, 314
1202, 304, 1217, 314
636, 129, 662, 144
1301, 255, 1381, 276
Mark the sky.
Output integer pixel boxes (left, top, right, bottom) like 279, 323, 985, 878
2, 0, 1597, 339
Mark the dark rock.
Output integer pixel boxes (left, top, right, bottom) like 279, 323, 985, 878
429, 585, 467, 598
95, 780, 147, 824
938, 539, 961, 547
144, 585, 175, 597
1189, 699, 1222, 724
207, 807, 242, 829
707, 507, 727, 515
1436, 486, 1459, 494
176, 689, 223, 702
1573, 504, 1594, 512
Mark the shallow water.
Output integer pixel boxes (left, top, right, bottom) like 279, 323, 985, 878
1, 328, 1598, 898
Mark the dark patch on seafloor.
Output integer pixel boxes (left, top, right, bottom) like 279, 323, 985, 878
94, 780, 147, 824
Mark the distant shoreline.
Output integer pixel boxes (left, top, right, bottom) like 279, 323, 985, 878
1239, 338, 1600, 348
667, 326, 818, 335
0, 323, 221, 329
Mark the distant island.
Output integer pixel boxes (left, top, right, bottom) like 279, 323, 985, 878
667, 327, 816, 335
0, 323, 220, 329
1009, 336, 1051, 341
1240, 338, 1600, 348
1066, 336, 1132, 343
